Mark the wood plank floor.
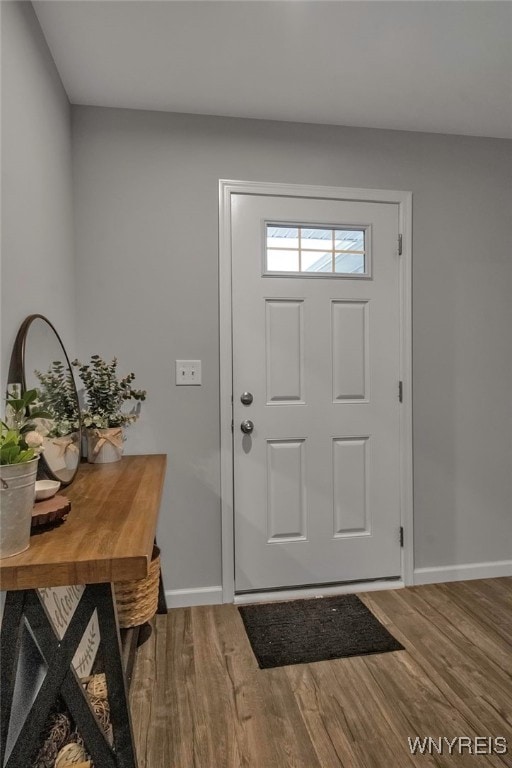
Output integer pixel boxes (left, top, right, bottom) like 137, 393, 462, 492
130, 578, 512, 768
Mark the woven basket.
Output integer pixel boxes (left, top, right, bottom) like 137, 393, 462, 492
114, 546, 160, 628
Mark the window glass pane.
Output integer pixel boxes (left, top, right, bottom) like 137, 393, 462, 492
301, 228, 333, 250
267, 249, 299, 272
335, 230, 365, 252
267, 236, 300, 249
302, 251, 333, 272
335, 252, 365, 274
267, 226, 299, 239
266, 224, 367, 276
267, 227, 299, 250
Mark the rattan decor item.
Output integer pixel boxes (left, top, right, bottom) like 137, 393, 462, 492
54, 742, 87, 766
114, 545, 160, 628
33, 711, 72, 768
33, 674, 111, 767
83, 673, 107, 699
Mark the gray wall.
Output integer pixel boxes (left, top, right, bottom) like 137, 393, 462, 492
1, 1, 75, 390
0, 0, 76, 708
72, 106, 512, 591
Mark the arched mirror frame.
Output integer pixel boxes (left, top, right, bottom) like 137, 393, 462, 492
7, 314, 82, 486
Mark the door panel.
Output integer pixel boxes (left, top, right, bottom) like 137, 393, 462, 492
266, 439, 307, 542
331, 300, 369, 401
332, 437, 370, 537
265, 300, 304, 403
232, 194, 401, 592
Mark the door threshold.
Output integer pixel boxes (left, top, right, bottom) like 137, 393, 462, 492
234, 577, 404, 605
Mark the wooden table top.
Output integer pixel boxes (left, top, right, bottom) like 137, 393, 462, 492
0, 454, 167, 591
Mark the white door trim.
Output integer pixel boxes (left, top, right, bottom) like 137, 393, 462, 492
219, 180, 413, 603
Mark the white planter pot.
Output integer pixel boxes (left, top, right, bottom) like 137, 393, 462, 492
0, 458, 38, 558
64, 432, 81, 471
42, 436, 67, 472
86, 428, 124, 464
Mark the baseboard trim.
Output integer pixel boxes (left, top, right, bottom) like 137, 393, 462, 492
164, 586, 223, 609
234, 579, 404, 605
413, 560, 512, 586
163, 563, 512, 608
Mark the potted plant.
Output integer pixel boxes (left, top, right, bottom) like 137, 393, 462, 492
72, 355, 146, 464
35, 361, 81, 471
0, 388, 48, 558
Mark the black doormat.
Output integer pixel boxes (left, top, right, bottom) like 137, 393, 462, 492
238, 594, 404, 669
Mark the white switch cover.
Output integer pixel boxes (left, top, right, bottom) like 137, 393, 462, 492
176, 360, 202, 386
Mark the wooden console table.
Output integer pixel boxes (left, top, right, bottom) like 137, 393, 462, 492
0, 454, 167, 768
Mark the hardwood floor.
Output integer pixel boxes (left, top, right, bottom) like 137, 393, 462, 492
130, 578, 512, 768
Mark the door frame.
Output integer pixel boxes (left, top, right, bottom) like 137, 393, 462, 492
219, 179, 413, 603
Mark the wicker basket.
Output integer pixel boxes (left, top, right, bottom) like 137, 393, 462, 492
114, 546, 160, 628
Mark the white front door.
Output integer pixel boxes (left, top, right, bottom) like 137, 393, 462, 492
231, 192, 403, 592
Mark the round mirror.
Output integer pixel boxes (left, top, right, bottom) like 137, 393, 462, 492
8, 315, 81, 486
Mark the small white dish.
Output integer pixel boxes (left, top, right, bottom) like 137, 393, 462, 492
35, 480, 61, 501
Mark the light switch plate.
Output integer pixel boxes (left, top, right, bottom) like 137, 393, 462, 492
176, 360, 202, 386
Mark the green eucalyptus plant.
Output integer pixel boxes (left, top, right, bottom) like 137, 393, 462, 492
72, 355, 147, 429
34, 361, 80, 437
0, 388, 50, 465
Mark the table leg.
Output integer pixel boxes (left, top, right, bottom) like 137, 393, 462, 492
0, 585, 138, 768
154, 537, 167, 615
157, 566, 167, 614
89, 583, 138, 768
0, 591, 25, 766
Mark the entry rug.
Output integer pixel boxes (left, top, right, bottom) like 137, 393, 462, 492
239, 594, 404, 669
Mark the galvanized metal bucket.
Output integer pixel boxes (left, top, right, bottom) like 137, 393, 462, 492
0, 458, 38, 558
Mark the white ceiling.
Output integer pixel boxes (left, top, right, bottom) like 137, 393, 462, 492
34, 0, 512, 139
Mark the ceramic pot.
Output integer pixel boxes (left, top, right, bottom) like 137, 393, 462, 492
42, 436, 67, 472
86, 428, 124, 464
0, 458, 38, 558
65, 432, 81, 471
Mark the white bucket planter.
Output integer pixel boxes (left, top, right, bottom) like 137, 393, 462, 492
0, 458, 38, 558
86, 428, 124, 464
